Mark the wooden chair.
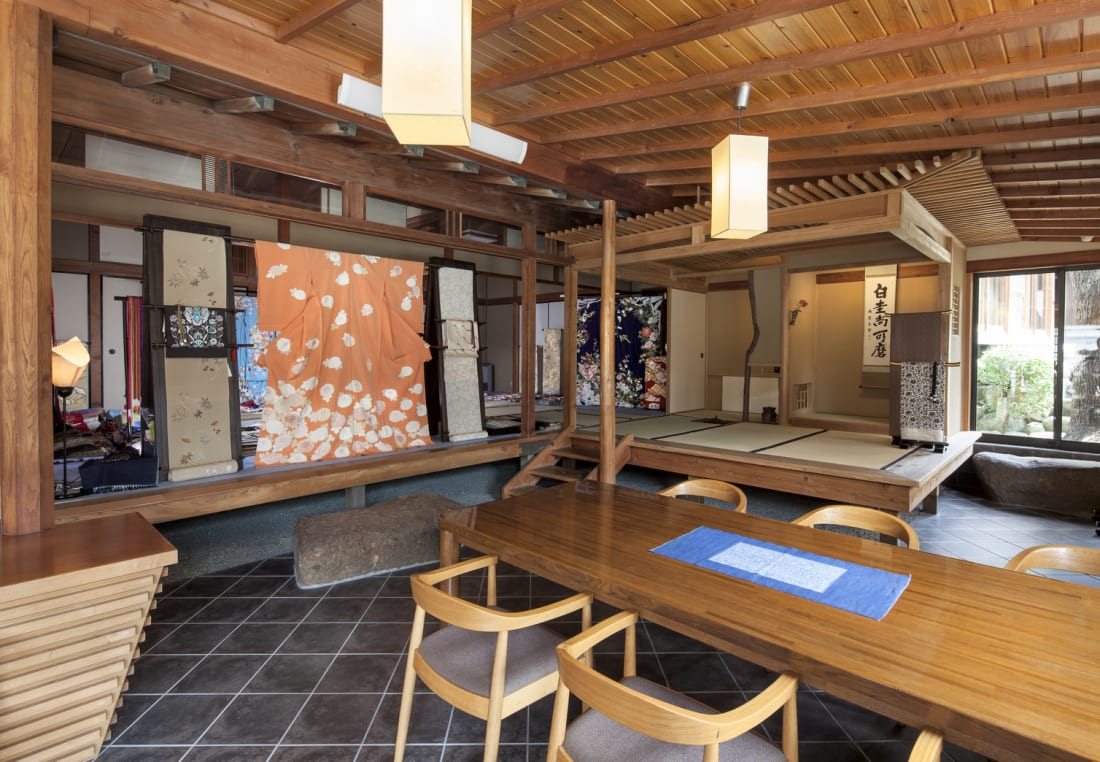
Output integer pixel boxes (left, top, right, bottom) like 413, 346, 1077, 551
792, 504, 920, 550
1004, 544, 1100, 576
658, 478, 748, 512
908, 728, 943, 761
395, 555, 592, 762
547, 611, 799, 762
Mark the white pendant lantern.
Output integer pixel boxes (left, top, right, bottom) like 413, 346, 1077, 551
710, 133, 769, 239
382, 0, 472, 146
711, 82, 768, 239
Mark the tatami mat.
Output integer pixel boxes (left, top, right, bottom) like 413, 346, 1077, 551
607, 415, 724, 439
666, 422, 824, 452
758, 430, 915, 470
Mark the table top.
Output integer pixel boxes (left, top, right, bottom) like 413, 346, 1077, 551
439, 481, 1100, 762
1, 513, 177, 598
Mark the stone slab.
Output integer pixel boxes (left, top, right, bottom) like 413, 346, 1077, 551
294, 493, 466, 588
972, 452, 1100, 518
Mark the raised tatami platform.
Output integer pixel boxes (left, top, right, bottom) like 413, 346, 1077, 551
571, 416, 981, 514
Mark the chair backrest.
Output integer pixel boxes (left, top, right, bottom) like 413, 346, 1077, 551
658, 478, 748, 512
792, 504, 920, 549
1004, 544, 1100, 576
908, 729, 943, 762
548, 611, 798, 761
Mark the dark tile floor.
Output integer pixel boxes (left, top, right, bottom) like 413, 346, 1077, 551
97, 487, 1099, 761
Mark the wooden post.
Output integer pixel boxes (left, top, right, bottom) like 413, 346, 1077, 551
599, 201, 617, 482
779, 261, 791, 425
520, 257, 537, 436
0, 0, 54, 534
562, 264, 578, 431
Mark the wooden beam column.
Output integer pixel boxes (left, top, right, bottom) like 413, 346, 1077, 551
599, 201, 617, 482
520, 257, 537, 436
562, 264, 578, 431
0, 0, 53, 534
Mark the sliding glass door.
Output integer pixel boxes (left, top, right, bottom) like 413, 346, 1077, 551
972, 266, 1100, 450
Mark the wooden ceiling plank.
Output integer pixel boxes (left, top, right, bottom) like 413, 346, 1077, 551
275, 0, 363, 43
495, 0, 1100, 126
474, 0, 844, 94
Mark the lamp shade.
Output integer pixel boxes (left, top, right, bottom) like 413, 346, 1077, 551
710, 134, 769, 239
52, 336, 90, 388
382, 0, 472, 146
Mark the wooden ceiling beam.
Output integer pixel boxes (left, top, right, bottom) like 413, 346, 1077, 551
120, 61, 170, 86
991, 168, 1100, 184
214, 95, 274, 114
571, 192, 894, 261
577, 91, 1100, 161
621, 121, 1100, 175
984, 147, 1100, 167
275, 0, 362, 43
542, 49, 1100, 144
291, 120, 357, 137
51, 66, 579, 231
474, 0, 843, 94
36, 0, 670, 213
998, 183, 1100, 197
496, 0, 1100, 126
1003, 199, 1100, 209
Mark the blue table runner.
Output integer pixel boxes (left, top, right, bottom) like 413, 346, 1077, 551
652, 526, 910, 620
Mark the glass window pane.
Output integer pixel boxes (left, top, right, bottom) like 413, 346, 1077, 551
974, 272, 1056, 438
231, 164, 341, 215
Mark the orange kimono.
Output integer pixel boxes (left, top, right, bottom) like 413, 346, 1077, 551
253, 241, 432, 465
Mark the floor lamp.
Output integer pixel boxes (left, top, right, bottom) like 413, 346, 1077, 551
52, 337, 90, 499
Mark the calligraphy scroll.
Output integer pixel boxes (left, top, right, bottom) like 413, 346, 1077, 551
862, 265, 897, 367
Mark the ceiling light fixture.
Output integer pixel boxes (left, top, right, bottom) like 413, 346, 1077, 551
338, 74, 528, 164
710, 82, 769, 239
469, 123, 528, 164
381, 0, 472, 146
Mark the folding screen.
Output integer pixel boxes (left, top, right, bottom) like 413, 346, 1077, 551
142, 216, 242, 482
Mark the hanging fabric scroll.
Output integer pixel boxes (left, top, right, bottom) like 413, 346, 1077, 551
863, 265, 897, 367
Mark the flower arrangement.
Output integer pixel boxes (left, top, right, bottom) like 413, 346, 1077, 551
789, 299, 809, 325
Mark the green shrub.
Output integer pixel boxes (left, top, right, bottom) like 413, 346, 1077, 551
976, 346, 1054, 433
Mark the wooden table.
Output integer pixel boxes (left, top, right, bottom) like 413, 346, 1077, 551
439, 481, 1100, 762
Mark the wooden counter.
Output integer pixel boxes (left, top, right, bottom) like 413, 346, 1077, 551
0, 514, 176, 761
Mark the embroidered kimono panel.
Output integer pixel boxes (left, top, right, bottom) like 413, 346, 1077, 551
254, 242, 432, 465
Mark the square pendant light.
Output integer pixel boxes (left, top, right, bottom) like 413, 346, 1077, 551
710, 134, 769, 239
382, 0, 472, 146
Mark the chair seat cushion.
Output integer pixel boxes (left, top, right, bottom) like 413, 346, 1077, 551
562, 676, 787, 762
418, 621, 563, 698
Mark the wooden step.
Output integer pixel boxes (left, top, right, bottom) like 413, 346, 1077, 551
507, 485, 544, 496
552, 446, 600, 462
531, 465, 591, 482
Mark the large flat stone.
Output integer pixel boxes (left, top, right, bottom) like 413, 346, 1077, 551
972, 451, 1100, 518
294, 493, 466, 588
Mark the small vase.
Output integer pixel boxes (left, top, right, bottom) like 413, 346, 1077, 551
789, 309, 799, 325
